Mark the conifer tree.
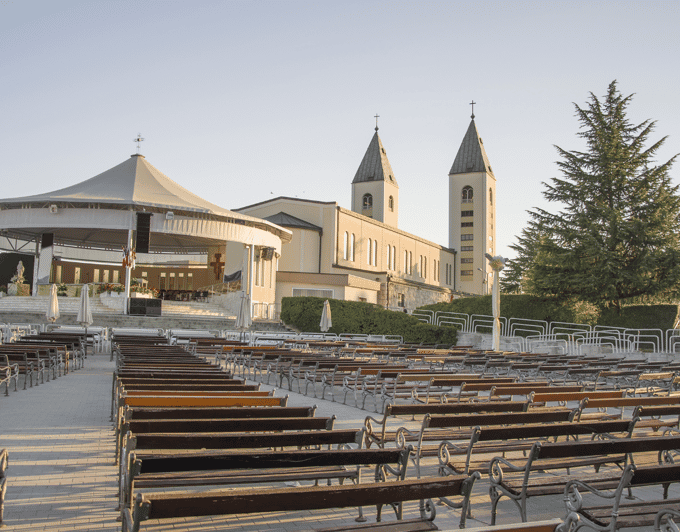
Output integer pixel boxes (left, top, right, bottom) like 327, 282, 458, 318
512, 81, 680, 311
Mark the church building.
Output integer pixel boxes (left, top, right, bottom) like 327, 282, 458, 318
235, 113, 496, 311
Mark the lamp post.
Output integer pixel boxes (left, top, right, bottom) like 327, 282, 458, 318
477, 268, 490, 296
485, 253, 507, 351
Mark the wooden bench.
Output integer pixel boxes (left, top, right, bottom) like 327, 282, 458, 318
562, 462, 680, 531
489, 434, 680, 524
122, 475, 479, 532
0, 448, 6, 524
364, 400, 530, 449
462, 519, 565, 531
0, 356, 17, 395
121, 447, 411, 516
397, 409, 576, 476
439, 418, 635, 476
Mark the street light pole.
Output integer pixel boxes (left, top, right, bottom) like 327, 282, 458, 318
477, 267, 489, 296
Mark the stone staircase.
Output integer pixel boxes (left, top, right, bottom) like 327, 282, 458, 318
0, 294, 289, 332
0, 295, 234, 318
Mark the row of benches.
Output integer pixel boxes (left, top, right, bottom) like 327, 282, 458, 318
113, 339, 479, 531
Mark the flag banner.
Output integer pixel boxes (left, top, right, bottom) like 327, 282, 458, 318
223, 270, 242, 283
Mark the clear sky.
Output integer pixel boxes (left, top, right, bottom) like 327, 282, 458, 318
1, 0, 678, 261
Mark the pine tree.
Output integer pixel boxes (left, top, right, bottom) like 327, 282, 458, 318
516, 81, 680, 311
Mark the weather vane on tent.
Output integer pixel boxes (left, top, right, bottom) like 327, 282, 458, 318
134, 133, 144, 154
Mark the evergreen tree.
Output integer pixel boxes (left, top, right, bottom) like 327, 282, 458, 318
517, 81, 680, 311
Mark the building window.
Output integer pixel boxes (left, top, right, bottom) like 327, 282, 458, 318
74, 267, 81, 284
489, 188, 493, 205
461, 258, 473, 264
461, 246, 473, 252
169, 272, 176, 289
388, 195, 394, 211
461, 210, 473, 217
343, 232, 348, 260
160, 272, 166, 290
93, 269, 100, 283
367, 239, 372, 266
362, 193, 373, 208
409, 251, 413, 274
461, 222, 473, 227
461, 270, 474, 276
350, 233, 355, 261
424, 257, 427, 279
386, 246, 391, 270
178, 272, 185, 290
293, 288, 334, 298
112, 270, 119, 283
398, 293, 405, 307
102, 270, 109, 283
187, 272, 193, 290
55, 265, 62, 284
462, 186, 473, 203
391, 246, 395, 272
373, 240, 378, 267
461, 234, 473, 241
404, 250, 408, 273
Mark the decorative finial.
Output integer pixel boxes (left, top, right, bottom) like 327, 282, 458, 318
470, 101, 476, 120
134, 133, 145, 154
374, 114, 380, 132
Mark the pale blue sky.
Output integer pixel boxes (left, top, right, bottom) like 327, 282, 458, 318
1, 1, 678, 260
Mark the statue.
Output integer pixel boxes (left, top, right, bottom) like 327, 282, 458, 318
7, 261, 27, 296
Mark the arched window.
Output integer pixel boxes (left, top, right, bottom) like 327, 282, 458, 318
404, 250, 408, 273
388, 195, 394, 211
462, 186, 473, 203
387, 246, 391, 270
367, 239, 372, 265
391, 246, 396, 271
350, 233, 355, 261
489, 188, 493, 205
362, 194, 373, 208
373, 240, 378, 266
409, 251, 413, 274
343, 232, 348, 260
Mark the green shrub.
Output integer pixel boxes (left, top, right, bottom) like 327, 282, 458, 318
280, 297, 458, 345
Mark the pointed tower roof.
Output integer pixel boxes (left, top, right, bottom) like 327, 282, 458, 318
449, 119, 494, 176
352, 132, 398, 186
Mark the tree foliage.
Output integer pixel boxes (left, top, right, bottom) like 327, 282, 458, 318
504, 81, 680, 311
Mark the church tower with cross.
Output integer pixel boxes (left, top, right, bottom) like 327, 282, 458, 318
351, 116, 399, 228
449, 103, 497, 295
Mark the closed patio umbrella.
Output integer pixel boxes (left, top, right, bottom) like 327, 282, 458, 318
320, 299, 332, 332
77, 284, 93, 357
46, 284, 60, 324
235, 291, 252, 343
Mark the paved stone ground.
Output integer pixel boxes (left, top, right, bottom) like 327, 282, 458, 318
0, 353, 672, 531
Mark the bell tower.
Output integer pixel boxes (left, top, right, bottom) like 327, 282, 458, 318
351, 118, 399, 228
449, 105, 497, 295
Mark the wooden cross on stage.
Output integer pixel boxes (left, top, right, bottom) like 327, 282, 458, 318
210, 253, 225, 280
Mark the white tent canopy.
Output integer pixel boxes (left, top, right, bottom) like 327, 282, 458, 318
0, 154, 291, 254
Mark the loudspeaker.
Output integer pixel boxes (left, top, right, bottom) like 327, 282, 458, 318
41, 233, 54, 249
129, 298, 161, 316
136, 213, 151, 254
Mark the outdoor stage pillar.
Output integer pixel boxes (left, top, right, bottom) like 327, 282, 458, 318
249, 243, 255, 301
123, 228, 133, 315
32, 240, 39, 296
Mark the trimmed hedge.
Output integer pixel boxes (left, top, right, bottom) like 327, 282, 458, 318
280, 297, 458, 345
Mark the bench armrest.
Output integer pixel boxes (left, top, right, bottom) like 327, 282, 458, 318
563, 464, 635, 513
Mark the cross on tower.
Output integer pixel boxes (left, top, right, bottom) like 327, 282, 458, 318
210, 253, 225, 280
470, 101, 476, 120
374, 114, 380, 131
134, 133, 144, 154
